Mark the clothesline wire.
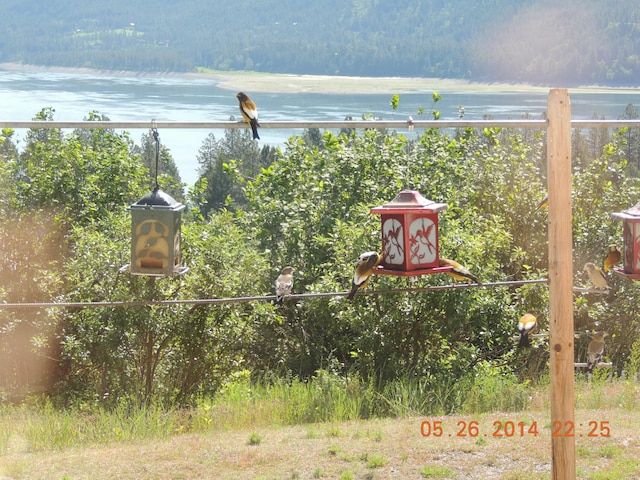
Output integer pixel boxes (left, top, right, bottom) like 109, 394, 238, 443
0, 279, 548, 309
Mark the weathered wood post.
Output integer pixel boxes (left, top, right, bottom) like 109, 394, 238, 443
547, 88, 576, 479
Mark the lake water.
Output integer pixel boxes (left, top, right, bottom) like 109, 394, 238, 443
1, 69, 640, 186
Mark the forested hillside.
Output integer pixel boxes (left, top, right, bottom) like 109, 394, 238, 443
1, 0, 639, 86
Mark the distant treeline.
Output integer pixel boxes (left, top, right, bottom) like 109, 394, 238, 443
1, 0, 640, 86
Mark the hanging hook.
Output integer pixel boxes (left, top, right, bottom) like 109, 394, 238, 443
151, 119, 160, 191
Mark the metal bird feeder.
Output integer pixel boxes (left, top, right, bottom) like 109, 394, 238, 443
370, 190, 449, 276
124, 121, 188, 276
128, 187, 188, 276
611, 201, 640, 280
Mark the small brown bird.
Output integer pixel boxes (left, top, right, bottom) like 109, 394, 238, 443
602, 244, 621, 273
346, 251, 382, 300
236, 92, 260, 140
536, 193, 548, 211
517, 312, 538, 348
586, 332, 607, 373
584, 262, 610, 290
274, 266, 294, 305
439, 257, 481, 285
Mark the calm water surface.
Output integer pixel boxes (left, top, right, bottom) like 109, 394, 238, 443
1, 69, 639, 185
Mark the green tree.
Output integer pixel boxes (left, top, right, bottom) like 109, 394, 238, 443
240, 128, 537, 383
618, 103, 640, 174
56, 210, 278, 407
0, 111, 149, 401
132, 130, 185, 202
196, 127, 276, 215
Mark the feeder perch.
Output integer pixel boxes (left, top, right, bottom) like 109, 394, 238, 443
370, 190, 449, 276
611, 202, 640, 280
127, 187, 188, 276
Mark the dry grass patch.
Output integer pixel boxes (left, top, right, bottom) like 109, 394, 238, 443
1, 409, 638, 479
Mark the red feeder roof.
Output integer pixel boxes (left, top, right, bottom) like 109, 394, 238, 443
612, 201, 640, 221
370, 190, 447, 214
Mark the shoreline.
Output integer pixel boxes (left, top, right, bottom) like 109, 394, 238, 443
0, 63, 640, 95
3, 62, 638, 95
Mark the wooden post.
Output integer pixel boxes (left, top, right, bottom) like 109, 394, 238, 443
547, 89, 575, 479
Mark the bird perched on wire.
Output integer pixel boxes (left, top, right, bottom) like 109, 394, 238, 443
274, 266, 294, 306
536, 193, 548, 211
584, 262, 610, 290
346, 251, 382, 300
439, 257, 481, 285
602, 244, 621, 273
517, 312, 538, 348
586, 331, 607, 373
236, 92, 260, 140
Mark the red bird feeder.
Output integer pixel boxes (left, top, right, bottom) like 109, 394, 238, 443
611, 201, 640, 280
370, 190, 449, 276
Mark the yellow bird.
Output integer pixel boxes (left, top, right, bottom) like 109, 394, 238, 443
236, 92, 260, 140
439, 257, 481, 285
602, 244, 621, 273
517, 312, 537, 348
586, 332, 607, 373
536, 193, 548, 211
584, 262, 610, 290
274, 266, 294, 306
346, 251, 382, 300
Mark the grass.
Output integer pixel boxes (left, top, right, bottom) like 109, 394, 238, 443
0, 375, 639, 479
419, 465, 456, 478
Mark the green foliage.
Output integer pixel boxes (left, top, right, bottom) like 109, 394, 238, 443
56, 210, 277, 406
419, 465, 455, 478
0, 110, 152, 401
3, 105, 640, 408
196, 128, 277, 214
13, 108, 149, 224
389, 94, 399, 111
247, 432, 263, 445
131, 130, 185, 202
239, 127, 543, 383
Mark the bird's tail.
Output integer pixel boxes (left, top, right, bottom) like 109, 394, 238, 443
518, 333, 531, 349
250, 119, 260, 140
468, 273, 481, 285
458, 270, 481, 285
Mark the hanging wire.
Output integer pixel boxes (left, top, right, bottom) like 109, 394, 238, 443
0, 278, 547, 309
151, 119, 160, 190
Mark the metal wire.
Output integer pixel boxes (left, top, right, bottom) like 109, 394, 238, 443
151, 120, 160, 190
0, 278, 547, 309
2, 119, 640, 130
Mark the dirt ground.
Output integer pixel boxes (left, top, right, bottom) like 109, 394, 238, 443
1, 409, 639, 479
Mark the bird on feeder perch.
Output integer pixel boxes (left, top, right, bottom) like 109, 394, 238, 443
517, 312, 538, 349
586, 332, 607, 374
346, 251, 382, 300
535, 193, 548, 212
602, 244, 621, 273
583, 262, 610, 290
439, 257, 481, 285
